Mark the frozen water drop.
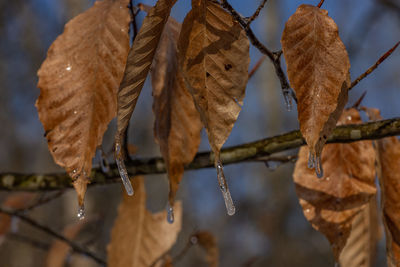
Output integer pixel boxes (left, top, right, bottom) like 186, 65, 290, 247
325, 176, 330, 181
264, 161, 280, 171
305, 208, 311, 213
314, 155, 323, 178
346, 116, 352, 121
77, 205, 85, 220
73, 110, 77, 115
283, 90, 293, 111
308, 151, 315, 169
166, 203, 174, 224
66, 64, 72, 71
216, 160, 236, 216
115, 142, 134, 196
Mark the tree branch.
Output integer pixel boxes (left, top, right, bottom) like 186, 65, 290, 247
1, 118, 400, 191
0, 207, 106, 265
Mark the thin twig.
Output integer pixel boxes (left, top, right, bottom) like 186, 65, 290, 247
0, 207, 106, 266
351, 91, 367, 109
1, 118, 400, 190
350, 41, 400, 90
246, 0, 268, 26
218, 0, 296, 105
17, 190, 65, 212
317, 0, 325, 8
248, 55, 267, 78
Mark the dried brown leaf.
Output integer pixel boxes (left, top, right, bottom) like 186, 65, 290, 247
151, 17, 202, 206
45, 219, 88, 267
178, 0, 250, 157
369, 108, 400, 266
293, 109, 376, 260
0, 193, 36, 245
36, 0, 131, 205
281, 4, 351, 176
339, 196, 380, 267
194, 231, 219, 267
107, 177, 182, 267
116, 0, 177, 142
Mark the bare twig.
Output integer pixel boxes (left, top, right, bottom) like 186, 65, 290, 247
0, 208, 106, 265
317, 0, 325, 8
246, 0, 268, 26
248, 55, 267, 78
218, 0, 296, 106
1, 118, 400, 190
16, 190, 65, 212
350, 41, 400, 90
351, 91, 367, 109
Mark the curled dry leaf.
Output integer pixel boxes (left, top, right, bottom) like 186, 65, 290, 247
0, 193, 36, 245
339, 196, 379, 267
36, 0, 131, 205
107, 177, 182, 267
178, 0, 250, 215
151, 17, 202, 208
281, 4, 350, 177
366, 108, 400, 266
45, 219, 88, 267
115, 0, 177, 196
193, 231, 219, 267
293, 109, 376, 260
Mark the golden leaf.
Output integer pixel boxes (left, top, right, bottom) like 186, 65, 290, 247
151, 17, 202, 208
178, 0, 250, 215
339, 196, 380, 267
116, 0, 177, 141
293, 109, 376, 260
194, 231, 219, 267
281, 4, 350, 177
107, 177, 182, 267
36, 0, 131, 205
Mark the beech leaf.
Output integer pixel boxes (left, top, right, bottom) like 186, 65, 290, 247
366, 108, 400, 266
107, 177, 182, 267
293, 109, 376, 260
281, 4, 351, 177
36, 0, 131, 205
178, 0, 250, 215
151, 17, 202, 210
0, 193, 36, 245
194, 231, 219, 267
114, 0, 177, 196
339, 197, 380, 267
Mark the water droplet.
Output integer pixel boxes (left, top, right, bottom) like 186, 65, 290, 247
346, 116, 352, 121
325, 176, 330, 181
305, 208, 311, 213
314, 155, 324, 178
190, 236, 198, 244
66, 64, 72, 71
77, 205, 85, 220
73, 110, 77, 115
283, 90, 293, 111
166, 202, 174, 224
97, 148, 109, 173
115, 142, 134, 196
308, 151, 315, 169
264, 161, 281, 171
216, 160, 235, 216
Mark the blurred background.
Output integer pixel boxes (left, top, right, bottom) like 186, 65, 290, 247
0, 0, 399, 266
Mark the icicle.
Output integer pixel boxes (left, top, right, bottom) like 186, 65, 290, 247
283, 89, 293, 111
166, 202, 174, 224
308, 151, 315, 169
99, 148, 110, 173
216, 160, 235, 216
115, 142, 134, 196
264, 161, 281, 171
77, 205, 85, 220
314, 154, 324, 178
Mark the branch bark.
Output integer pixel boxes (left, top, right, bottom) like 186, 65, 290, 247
1, 118, 400, 191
